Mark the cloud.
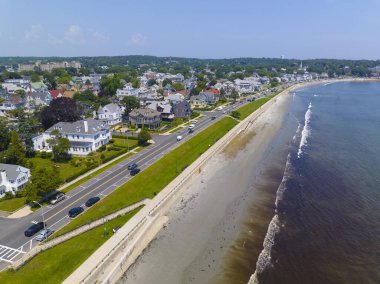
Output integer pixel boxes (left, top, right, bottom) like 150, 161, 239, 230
92, 31, 107, 43
129, 33, 147, 46
25, 24, 43, 40
64, 25, 85, 44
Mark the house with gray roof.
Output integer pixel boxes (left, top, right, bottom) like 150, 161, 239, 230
97, 103, 123, 125
33, 118, 111, 156
0, 164, 31, 198
129, 108, 161, 129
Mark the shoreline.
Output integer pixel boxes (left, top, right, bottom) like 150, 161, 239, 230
121, 85, 299, 284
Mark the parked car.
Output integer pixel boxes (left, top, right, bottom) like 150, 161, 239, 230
188, 124, 195, 129
85, 196, 100, 207
176, 135, 183, 141
190, 119, 197, 124
24, 222, 46, 237
127, 163, 138, 170
50, 193, 65, 205
130, 168, 141, 176
68, 207, 84, 218
35, 228, 55, 242
216, 106, 223, 111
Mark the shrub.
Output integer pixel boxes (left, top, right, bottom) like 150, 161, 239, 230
96, 145, 106, 152
109, 139, 115, 144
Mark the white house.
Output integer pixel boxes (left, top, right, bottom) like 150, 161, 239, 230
0, 164, 31, 198
98, 103, 123, 125
33, 119, 111, 156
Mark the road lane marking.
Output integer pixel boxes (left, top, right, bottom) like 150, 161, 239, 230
45, 141, 171, 222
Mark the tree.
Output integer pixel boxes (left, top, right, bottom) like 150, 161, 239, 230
40, 97, 81, 129
131, 77, 140, 88
0, 118, 10, 152
138, 129, 151, 145
23, 167, 61, 203
14, 89, 26, 99
122, 96, 140, 116
31, 73, 40, 82
4, 131, 26, 165
147, 79, 157, 86
172, 83, 185, 91
100, 75, 123, 96
47, 130, 70, 162
162, 78, 172, 87
231, 89, 239, 101
80, 67, 91, 76
57, 72, 72, 84
230, 111, 241, 119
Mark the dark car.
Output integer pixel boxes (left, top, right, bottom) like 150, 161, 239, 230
127, 163, 138, 170
68, 207, 84, 218
85, 196, 100, 207
189, 128, 194, 133
130, 168, 141, 176
211, 116, 216, 120
24, 222, 46, 237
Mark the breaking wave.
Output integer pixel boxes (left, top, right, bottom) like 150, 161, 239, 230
297, 103, 312, 158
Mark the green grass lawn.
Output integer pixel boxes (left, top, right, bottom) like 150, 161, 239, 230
57, 117, 238, 235
0, 207, 141, 284
112, 137, 138, 149
0, 197, 27, 213
237, 94, 277, 119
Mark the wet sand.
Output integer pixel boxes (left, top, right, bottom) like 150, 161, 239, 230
121, 93, 293, 284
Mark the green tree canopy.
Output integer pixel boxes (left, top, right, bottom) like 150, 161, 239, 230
138, 129, 151, 145
4, 131, 26, 165
100, 75, 123, 96
122, 96, 140, 116
172, 83, 185, 91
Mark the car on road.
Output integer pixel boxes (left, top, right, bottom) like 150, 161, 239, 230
24, 222, 46, 237
188, 128, 194, 133
190, 119, 197, 124
50, 193, 65, 205
188, 124, 195, 129
130, 168, 141, 176
35, 228, 55, 242
85, 196, 100, 207
68, 206, 84, 218
113, 226, 121, 233
216, 106, 223, 111
127, 163, 138, 170
211, 116, 216, 120
176, 135, 183, 141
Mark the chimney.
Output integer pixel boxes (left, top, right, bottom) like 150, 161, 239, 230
84, 120, 88, 132
0, 170, 7, 183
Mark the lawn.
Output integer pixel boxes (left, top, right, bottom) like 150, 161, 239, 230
57, 117, 238, 235
0, 197, 27, 213
112, 137, 138, 149
237, 93, 278, 119
0, 207, 141, 284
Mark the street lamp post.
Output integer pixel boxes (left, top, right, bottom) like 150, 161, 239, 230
33, 201, 46, 230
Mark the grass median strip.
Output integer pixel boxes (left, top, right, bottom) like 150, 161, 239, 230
237, 94, 277, 120
0, 207, 141, 284
57, 116, 238, 235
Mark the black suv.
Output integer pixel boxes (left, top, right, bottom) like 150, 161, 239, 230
24, 222, 46, 237
85, 196, 100, 207
130, 168, 141, 176
68, 207, 84, 218
127, 163, 138, 170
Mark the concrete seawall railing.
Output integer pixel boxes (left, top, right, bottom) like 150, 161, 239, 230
11, 199, 149, 270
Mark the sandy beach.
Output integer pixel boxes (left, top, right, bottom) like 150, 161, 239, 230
120, 90, 295, 284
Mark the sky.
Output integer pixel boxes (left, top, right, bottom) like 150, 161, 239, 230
0, 0, 379, 60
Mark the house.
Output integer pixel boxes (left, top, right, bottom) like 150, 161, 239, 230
49, 90, 64, 100
33, 119, 111, 156
98, 103, 123, 125
190, 95, 208, 109
129, 108, 161, 129
173, 101, 191, 119
146, 101, 174, 121
166, 93, 185, 105
0, 164, 31, 198
199, 90, 219, 104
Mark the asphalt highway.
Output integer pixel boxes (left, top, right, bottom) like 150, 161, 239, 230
0, 100, 250, 269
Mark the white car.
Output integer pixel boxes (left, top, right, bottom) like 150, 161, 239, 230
188, 124, 195, 129
50, 193, 65, 205
35, 228, 55, 242
190, 120, 197, 124
176, 135, 183, 141
216, 106, 223, 111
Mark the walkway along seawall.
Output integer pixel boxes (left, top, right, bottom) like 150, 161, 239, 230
64, 86, 299, 284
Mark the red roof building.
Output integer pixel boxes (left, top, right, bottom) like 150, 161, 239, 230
49, 90, 64, 99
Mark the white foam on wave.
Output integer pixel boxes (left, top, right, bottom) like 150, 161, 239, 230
249, 214, 281, 284
275, 154, 292, 208
297, 103, 312, 158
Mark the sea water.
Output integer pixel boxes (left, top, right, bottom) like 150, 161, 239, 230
252, 81, 380, 284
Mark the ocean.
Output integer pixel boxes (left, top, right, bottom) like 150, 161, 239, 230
252, 81, 380, 284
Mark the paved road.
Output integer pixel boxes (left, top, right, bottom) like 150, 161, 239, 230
0, 100, 252, 269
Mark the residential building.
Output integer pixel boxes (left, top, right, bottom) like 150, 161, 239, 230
129, 108, 161, 129
190, 95, 208, 109
173, 100, 191, 119
146, 101, 174, 121
33, 119, 111, 156
97, 103, 123, 125
0, 164, 31, 197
